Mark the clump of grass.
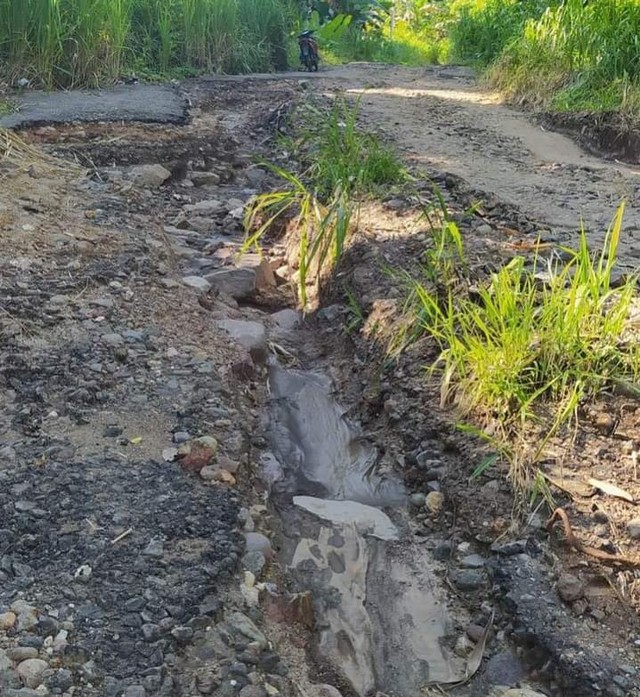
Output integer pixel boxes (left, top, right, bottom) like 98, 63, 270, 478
298, 98, 407, 198
419, 187, 466, 284
405, 202, 640, 492
0, 99, 13, 116
243, 99, 404, 307
242, 165, 355, 307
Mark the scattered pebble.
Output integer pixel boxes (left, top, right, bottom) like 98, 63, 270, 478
142, 538, 164, 558
244, 532, 272, 558
627, 518, 640, 539
459, 554, 486, 569
466, 623, 487, 642
425, 491, 444, 515
451, 569, 486, 591
0, 611, 17, 630
0, 648, 11, 671
182, 275, 212, 292
557, 572, 584, 603
409, 492, 426, 508
243, 551, 266, 577
8, 647, 39, 661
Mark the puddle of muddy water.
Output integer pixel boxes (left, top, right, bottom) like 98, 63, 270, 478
265, 362, 467, 696
267, 364, 406, 507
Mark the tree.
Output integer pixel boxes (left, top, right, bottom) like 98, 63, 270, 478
309, 0, 392, 26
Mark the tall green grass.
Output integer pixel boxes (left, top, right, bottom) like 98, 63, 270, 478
492, 0, 640, 113
0, 0, 291, 87
447, 0, 554, 65
445, 0, 640, 116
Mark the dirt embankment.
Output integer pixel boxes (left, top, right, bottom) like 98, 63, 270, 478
0, 64, 639, 697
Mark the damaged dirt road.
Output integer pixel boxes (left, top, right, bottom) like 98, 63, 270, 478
1, 63, 640, 697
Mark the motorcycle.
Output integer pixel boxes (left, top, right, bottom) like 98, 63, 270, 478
298, 30, 319, 72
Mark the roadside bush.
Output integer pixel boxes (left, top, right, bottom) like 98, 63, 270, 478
444, 0, 640, 116
328, 20, 442, 65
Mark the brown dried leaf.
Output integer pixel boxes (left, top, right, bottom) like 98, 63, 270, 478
588, 478, 635, 504
426, 612, 494, 687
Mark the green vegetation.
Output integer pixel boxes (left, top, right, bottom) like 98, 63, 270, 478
0, 0, 290, 87
322, 18, 444, 65
442, 0, 640, 117
447, 0, 552, 66
308, 0, 640, 116
299, 98, 407, 197
243, 99, 406, 306
6, 0, 640, 115
404, 201, 640, 491
300, 2, 449, 66
491, 0, 640, 114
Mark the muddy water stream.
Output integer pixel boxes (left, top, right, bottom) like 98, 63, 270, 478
265, 362, 469, 696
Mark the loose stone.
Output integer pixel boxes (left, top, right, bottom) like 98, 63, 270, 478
17, 658, 49, 688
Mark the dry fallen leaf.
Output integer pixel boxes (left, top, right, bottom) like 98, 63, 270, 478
426, 611, 494, 687
542, 467, 595, 499
588, 478, 635, 504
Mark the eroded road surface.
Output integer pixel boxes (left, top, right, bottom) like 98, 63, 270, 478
322, 65, 640, 242
0, 63, 639, 697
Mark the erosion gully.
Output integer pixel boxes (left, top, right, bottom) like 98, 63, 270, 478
0, 65, 638, 697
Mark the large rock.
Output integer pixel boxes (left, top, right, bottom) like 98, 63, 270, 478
0, 647, 11, 672
293, 496, 399, 541
244, 531, 272, 558
245, 166, 269, 188
556, 572, 583, 602
179, 436, 219, 474
270, 309, 301, 334
239, 687, 267, 697
0, 611, 16, 630
225, 612, 268, 650
306, 686, 344, 697
190, 171, 221, 187
206, 255, 276, 301
186, 216, 216, 233
487, 689, 548, 697
130, 164, 171, 188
